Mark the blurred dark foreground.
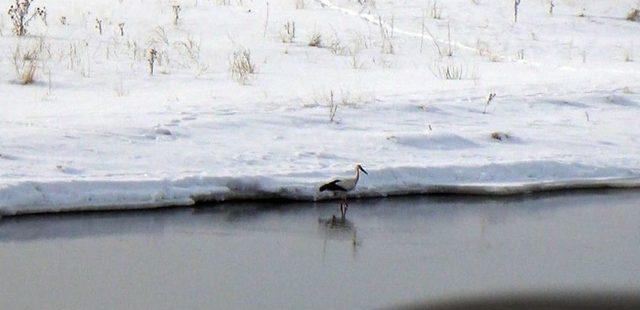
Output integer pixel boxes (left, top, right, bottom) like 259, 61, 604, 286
394, 292, 640, 310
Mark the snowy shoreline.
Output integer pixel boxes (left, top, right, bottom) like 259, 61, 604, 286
2, 161, 639, 215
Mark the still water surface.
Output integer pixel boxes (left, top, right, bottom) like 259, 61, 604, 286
1, 190, 640, 309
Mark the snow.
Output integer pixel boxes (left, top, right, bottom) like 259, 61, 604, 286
1, 0, 640, 214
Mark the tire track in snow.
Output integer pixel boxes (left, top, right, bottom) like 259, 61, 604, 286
313, 0, 536, 65
314, 0, 476, 52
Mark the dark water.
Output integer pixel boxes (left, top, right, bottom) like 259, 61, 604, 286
1, 190, 640, 309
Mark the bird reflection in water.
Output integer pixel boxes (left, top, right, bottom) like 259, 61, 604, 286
318, 214, 360, 261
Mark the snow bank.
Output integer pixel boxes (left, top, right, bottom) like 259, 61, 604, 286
1, 161, 638, 215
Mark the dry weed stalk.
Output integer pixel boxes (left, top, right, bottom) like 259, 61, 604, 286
378, 16, 394, 54
172, 5, 181, 26
7, 0, 46, 36
329, 91, 338, 122
483, 92, 496, 114
95, 18, 103, 35
147, 48, 157, 75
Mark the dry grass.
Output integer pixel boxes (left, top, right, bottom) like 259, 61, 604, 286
148, 26, 169, 46
312, 90, 374, 122
216, 0, 245, 5
429, 1, 442, 19
12, 39, 44, 84
349, 32, 371, 52
279, 21, 296, 43
349, 54, 365, 69
308, 32, 322, 47
431, 61, 467, 80
146, 26, 171, 74
229, 48, 256, 84
356, 0, 376, 12
174, 37, 209, 76
327, 36, 348, 55
624, 48, 634, 62
65, 40, 91, 77
627, 8, 639, 21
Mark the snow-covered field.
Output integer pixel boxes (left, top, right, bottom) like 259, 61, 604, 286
1, 0, 640, 214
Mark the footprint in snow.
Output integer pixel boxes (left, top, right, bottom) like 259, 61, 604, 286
155, 128, 172, 136
214, 108, 236, 116
0, 153, 18, 160
389, 133, 478, 150
137, 126, 178, 141
56, 165, 83, 175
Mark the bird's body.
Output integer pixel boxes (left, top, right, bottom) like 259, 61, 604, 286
318, 180, 347, 192
319, 164, 368, 217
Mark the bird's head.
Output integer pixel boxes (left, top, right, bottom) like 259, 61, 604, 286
356, 164, 368, 175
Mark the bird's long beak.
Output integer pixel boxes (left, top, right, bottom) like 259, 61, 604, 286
360, 166, 368, 175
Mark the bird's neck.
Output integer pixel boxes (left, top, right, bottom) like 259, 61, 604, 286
354, 167, 360, 181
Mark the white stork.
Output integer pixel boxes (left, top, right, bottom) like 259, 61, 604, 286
319, 164, 368, 217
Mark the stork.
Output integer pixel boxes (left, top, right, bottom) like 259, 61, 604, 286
319, 164, 368, 218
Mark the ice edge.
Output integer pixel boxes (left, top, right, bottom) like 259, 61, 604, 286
1, 162, 639, 216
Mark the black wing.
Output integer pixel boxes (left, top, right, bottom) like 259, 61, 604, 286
319, 180, 347, 192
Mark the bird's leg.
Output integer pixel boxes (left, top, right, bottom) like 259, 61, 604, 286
344, 199, 349, 216
339, 200, 343, 218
